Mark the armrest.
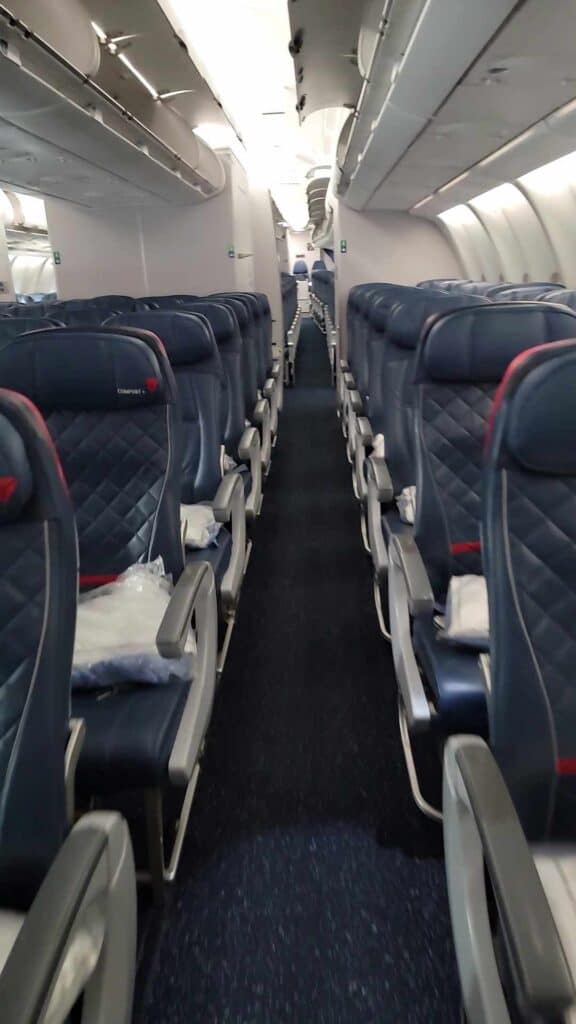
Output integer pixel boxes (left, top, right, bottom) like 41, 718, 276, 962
263, 377, 274, 401
389, 533, 433, 617
367, 454, 394, 505
343, 371, 356, 390
212, 470, 247, 612
238, 426, 262, 519
453, 738, 575, 1018
0, 826, 107, 1024
212, 469, 243, 524
157, 562, 213, 659
356, 417, 373, 448
349, 389, 363, 415
271, 359, 281, 379
65, 718, 85, 825
252, 397, 272, 471
340, 358, 350, 371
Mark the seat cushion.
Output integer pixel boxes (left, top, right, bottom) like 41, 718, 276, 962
186, 525, 232, 587
73, 679, 190, 793
413, 617, 488, 734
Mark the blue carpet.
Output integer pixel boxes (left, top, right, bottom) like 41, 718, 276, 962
134, 319, 460, 1022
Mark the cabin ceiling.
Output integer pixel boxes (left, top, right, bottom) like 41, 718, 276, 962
360, 0, 576, 213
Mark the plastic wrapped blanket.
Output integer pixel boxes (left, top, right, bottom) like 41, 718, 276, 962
72, 559, 195, 689
181, 503, 221, 549
439, 574, 489, 650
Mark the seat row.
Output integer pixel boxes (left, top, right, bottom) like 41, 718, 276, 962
339, 277, 576, 1019
0, 287, 281, 1020
280, 272, 304, 384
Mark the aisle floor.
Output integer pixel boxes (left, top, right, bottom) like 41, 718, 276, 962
134, 319, 460, 1023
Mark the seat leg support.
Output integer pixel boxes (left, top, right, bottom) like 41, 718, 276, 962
141, 765, 202, 902
373, 576, 391, 641
398, 701, 442, 822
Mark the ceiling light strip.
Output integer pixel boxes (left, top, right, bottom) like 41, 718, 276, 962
117, 53, 159, 100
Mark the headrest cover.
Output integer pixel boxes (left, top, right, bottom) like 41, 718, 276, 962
0, 412, 33, 523
108, 311, 218, 368
422, 303, 576, 382
496, 341, 576, 473
387, 294, 489, 351
181, 302, 237, 346
0, 329, 168, 410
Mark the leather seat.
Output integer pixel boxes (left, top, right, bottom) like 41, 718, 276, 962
74, 681, 189, 792
413, 617, 487, 734
0, 387, 136, 1019
106, 310, 247, 630
443, 339, 576, 1023
292, 259, 308, 280
388, 302, 576, 784
0, 316, 62, 346
0, 325, 219, 894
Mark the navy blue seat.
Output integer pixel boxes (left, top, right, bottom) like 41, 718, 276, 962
312, 260, 326, 271
365, 293, 490, 619
209, 293, 272, 469
0, 325, 219, 893
106, 311, 247, 635
0, 316, 62, 346
388, 302, 576, 809
444, 340, 576, 1022
45, 302, 103, 326
545, 288, 576, 309
0, 388, 137, 1016
138, 295, 199, 309
292, 259, 308, 280
492, 283, 563, 302
182, 300, 263, 518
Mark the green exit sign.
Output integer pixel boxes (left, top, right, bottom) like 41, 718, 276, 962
53, 250, 62, 265
340, 239, 347, 254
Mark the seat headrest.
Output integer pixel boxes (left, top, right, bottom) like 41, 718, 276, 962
0, 411, 33, 524
211, 296, 249, 329
421, 303, 576, 382
107, 311, 218, 368
0, 327, 169, 410
491, 340, 576, 473
180, 302, 238, 346
387, 295, 489, 350
367, 286, 427, 332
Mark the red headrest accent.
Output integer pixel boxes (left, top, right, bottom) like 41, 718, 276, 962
0, 476, 17, 502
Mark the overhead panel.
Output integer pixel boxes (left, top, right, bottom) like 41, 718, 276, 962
369, 0, 576, 213
0, 0, 226, 204
287, 0, 363, 121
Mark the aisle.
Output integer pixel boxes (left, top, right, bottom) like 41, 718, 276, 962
135, 319, 459, 1023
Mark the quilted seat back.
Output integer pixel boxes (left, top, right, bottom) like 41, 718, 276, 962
414, 302, 576, 600
381, 293, 489, 494
484, 340, 576, 839
0, 389, 76, 910
0, 326, 183, 580
211, 293, 265, 390
182, 302, 245, 457
364, 285, 431, 435
108, 310, 224, 505
209, 295, 259, 417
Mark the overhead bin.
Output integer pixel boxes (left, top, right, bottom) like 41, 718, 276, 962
287, 0, 363, 121
0, 0, 226, 203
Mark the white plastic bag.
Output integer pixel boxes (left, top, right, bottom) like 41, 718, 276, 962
397, 485, 416, 525
180, 504, 221, 550
441, 574, 489, 650
72, 558, 195, 689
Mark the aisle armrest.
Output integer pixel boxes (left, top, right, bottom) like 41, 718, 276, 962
212, 471, 247, 612
448, 737, 575, 1019
253, 397, 272, 472
238, 425, 262, 518
389, 533, 433, 729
